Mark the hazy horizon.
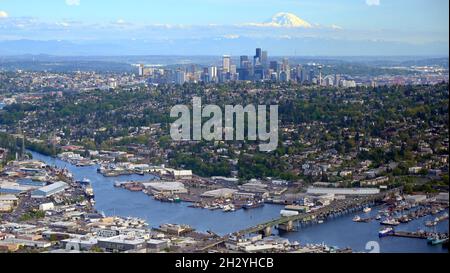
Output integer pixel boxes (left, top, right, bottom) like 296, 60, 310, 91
1, 0, 448, 56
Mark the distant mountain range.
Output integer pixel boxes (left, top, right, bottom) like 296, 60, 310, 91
0, 37, 447, 56
0, 11, 447, 56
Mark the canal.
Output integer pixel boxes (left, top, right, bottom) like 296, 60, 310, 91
30, 151, 448, 253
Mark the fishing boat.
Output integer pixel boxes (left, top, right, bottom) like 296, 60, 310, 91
353, 216, 361, 222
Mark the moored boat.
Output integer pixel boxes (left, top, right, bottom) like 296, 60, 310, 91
427, 235, 448, 245
363, 207, 372, 213
243, 201, 265, 210
379, 227, 395, 238
381, 218, 400, 226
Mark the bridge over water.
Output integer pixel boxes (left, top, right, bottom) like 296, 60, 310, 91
193, 188, 402, 252
234, 188, 402, 237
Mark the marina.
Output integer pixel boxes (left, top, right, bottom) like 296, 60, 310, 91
30, 151, 449, 253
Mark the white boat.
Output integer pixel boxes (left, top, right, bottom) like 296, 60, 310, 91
353, 216, 361, 222
379, 227, 394, 238
222, 205, 232, 212
381, 218, 400, 226
363, 207, 372, 213
84, 185, 95, 198
82, 178, 91, 183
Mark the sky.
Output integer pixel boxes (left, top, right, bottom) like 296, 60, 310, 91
0, 0, 448, 56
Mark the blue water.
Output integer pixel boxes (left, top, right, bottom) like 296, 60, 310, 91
30, 152, 282, 235
279, 207, 448, 253
31, 151, 448, 253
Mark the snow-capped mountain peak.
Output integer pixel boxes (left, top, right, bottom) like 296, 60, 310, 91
265, 12, 312, 28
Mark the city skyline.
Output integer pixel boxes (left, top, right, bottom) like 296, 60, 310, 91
0, 0, 449, 56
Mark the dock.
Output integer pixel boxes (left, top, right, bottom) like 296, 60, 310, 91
392, 231, 428, 239
391, 231, 449, 240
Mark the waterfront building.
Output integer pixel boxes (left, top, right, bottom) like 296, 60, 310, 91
201, 188, 238, 199
306, 187, 380, 196
147, 239, 169, 252
31, 182, 69, 198
97, 235, 147, 253
62, 236, 98, 251
144, 182, 188, 195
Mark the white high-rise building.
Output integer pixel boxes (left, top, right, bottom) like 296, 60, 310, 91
222, 55, 231, 73
208, 66, 218, 82
138, 64, 145, 77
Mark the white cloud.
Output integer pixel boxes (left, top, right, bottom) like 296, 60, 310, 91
331, 24, 343, 30
0, 11, 9, 18
366, 0, 380, 6
65, 0, 80, 6
222, 34, 240, 39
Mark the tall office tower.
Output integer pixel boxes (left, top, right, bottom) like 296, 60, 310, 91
240, 56, 249, 68
201, 67, 210, 83
282, 58, 289, 70
254, 48, 262, 66
208, 66, 218, 82
334, 74, 341, 87
309, 69, 315, 83
270, 61, 279, 72
256, 48, 262, 59
301, 68, 307, 84
138, 64, 145, 77
230, 65, 237, 75
281, 58, 290, 82
175, 70, 186, 85
296, 65, 303, 83
188, 64, 197, 74
261, 51, 268, 69
223, 55, 231, 73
